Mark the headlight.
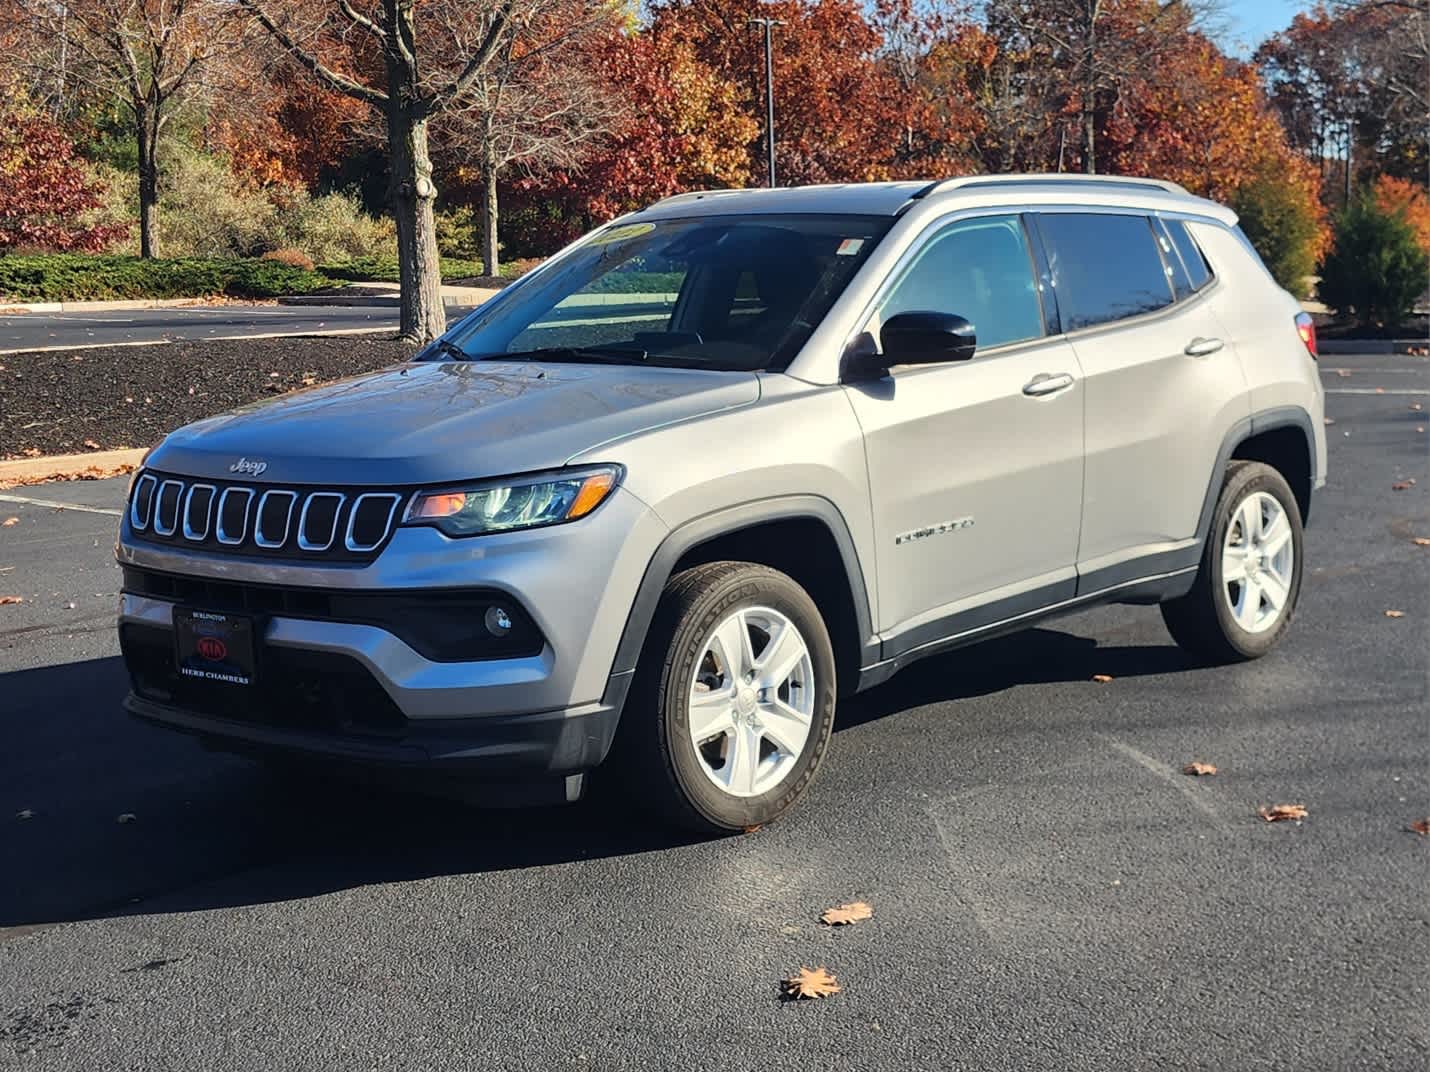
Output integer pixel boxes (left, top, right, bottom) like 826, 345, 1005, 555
402, 465, 621, 537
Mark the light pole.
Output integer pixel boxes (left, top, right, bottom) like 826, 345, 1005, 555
748, 16, 783, 188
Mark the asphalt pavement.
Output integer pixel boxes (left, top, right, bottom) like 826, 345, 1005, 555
0, 354, 1426, 1070
0, 305, 477, 354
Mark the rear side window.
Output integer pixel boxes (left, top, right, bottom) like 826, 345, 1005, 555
1165, 219, 1213, 291
1037, 213, 1174, 331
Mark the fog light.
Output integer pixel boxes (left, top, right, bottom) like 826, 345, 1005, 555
485, 606, 513, 637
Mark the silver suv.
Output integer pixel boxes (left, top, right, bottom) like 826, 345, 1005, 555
117, 175, 1327, 832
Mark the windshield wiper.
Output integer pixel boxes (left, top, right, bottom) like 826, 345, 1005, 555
422, 338, 473, 361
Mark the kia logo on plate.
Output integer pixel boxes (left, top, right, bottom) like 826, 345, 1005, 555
229, 457, 268, 477
196, 636, 228, 661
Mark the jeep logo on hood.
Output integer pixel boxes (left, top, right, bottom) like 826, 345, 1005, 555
229, 457, 269, 477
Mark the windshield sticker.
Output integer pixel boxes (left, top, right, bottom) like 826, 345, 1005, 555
836, 238, 865, 256
589, 222, 656, 246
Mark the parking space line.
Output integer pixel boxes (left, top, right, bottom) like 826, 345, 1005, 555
1101, 736, 1234, 835
0, 493, 123, 517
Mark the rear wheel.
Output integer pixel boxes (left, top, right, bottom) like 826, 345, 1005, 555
615, 561, 836, 834
1162, 461, 1304, 662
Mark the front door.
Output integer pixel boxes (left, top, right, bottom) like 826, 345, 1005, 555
843, 213, 1085, 653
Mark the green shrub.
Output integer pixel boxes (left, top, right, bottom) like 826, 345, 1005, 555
276, 190, 396, 264
435, 205, 480, 259
1319, 195, 1430, 328
1232, 173, 1323, 299
0, 253, 330, 301
318, 256, 487, 282
155, 150, 280, 258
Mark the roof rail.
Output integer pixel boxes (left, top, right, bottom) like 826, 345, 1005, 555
925, 173, 1192, 197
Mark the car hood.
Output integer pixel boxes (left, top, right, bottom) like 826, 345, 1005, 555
147, 360, 761, 485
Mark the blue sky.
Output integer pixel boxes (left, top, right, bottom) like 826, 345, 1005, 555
1220, 0, 1310, 55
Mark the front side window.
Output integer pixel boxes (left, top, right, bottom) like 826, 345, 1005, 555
1038, 212, 1175, 331
874, 213, 1043, 352
438, 214, 891, 372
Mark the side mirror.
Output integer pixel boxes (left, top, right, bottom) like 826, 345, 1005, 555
881, 311, 977, 365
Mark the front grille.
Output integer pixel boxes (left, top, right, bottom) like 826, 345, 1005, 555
129, 471, 408, 562
123, 567, 546, 663
121, 623, 407, 736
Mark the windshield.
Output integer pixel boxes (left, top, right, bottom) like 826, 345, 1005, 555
431, 213, 892, 372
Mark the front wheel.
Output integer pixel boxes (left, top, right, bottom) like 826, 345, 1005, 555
615, 561, 837, 834
1162, 460, 1304, 662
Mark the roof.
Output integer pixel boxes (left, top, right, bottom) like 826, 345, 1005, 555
636, 174, 1233, 224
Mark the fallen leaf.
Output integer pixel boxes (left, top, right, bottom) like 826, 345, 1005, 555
1413, 403, 1423, 412
1392, 480, 1416, 490
1413, 538, 1430, 547
742, 824, 763, 834
117, 813, 137, 824
1, 517, 16, 527
1258, 804, 1308, 823
17, 809, 33, 820
1418, 427, 1426, 434
1322, 417, 1335, 426
820, 901, 874, 926
1335, 369, 1351, 377
1091, 673, 1114, 683
1384, 610, 1405, 618
782, 966, 841, 1000
82, 439, 101, 450
1182, 762, 1218, 776
0, 595, 23, 605
1409, 818, 1430, 836
1376, 387, 1385, 394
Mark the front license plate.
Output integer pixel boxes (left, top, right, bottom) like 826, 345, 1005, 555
173, 608, 257, 687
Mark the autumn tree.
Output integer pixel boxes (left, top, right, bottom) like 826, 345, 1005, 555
0, 97, 129, 252
13, 0, 243, 257
238, 0, 619, 342
980, 0, 1213, 173
436, 0, 624, 277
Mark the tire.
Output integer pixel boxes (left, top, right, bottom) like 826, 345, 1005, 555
1161, 460, 1304, 662
613, 561, 837, 834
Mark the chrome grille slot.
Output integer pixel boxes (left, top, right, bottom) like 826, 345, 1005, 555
298, 492, 345, 552
216, 487, 253, 545
255, 490, 298, 549
153, 480, 184, 536
130, 474, 157, 530
346, 493, 402, 552
182, 484, 216, 541
128, 472, 407, 562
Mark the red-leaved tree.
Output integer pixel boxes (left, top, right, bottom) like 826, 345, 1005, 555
0, 108, 128, 252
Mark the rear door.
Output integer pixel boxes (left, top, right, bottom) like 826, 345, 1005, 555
844, 212, 1085, 649
1034, 211, 1249, 590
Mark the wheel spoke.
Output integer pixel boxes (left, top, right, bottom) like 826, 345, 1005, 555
710, 611, 753, 681
759, 698, 812, 758
1234, 577, 1263, 628
755, 620, 808, 690
688, 685, 736, 741
1261, 510, 1292, 558
720, 725, 760, 795
1259, 569, 1290, 613
1222, 547, 1249, 583
1238, 498, 1262, 542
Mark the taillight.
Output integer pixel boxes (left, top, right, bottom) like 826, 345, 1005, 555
1295, 312, 1317, 359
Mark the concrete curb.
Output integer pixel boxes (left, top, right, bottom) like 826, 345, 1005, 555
0, 448, 148, 489
0, 297, 277, 314
1317, 339, 1427, 355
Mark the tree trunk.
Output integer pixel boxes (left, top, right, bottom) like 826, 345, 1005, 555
1081, 0, 1098, 175
136, 104, 160, 258
387, 105, 445, 343
480, 149, 499, 279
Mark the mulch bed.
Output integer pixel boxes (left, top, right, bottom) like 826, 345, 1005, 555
0, 336, 419, 459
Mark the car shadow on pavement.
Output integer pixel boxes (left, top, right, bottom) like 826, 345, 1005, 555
837, 626, 1198, 730
2, 629, 1196, 929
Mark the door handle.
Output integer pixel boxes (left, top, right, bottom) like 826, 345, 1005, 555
1022, 372, 1075, 397
1184, 336, 1224, 357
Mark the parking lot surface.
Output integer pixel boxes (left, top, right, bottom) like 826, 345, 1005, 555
0, 353, 1426, 1070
